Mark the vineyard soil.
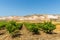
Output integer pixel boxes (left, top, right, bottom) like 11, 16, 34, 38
0, 24, 60, 40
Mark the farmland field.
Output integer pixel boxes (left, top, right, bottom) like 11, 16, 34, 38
0, 21, 60, 40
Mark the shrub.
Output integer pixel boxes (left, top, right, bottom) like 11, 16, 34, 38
6, 23, 16, 34
42, 21, 56, 34
16, 23, 23, 30
36, 23, 44, 30
0, 21, 7, 30
6, 21, 23, 37
25, 23, 39, 34
9, 20, 16, 26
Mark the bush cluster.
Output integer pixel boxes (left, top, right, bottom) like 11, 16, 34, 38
24, 21, 56, 34
24, 23, 39, 34
0, 21, 7, 30
6, 20, 23, 36
37, 21, 56, 34
0, 21, 56, 36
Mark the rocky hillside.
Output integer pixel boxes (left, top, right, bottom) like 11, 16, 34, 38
0, 14, 60, 21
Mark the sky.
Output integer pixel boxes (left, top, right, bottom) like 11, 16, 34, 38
0, 0, 60, 16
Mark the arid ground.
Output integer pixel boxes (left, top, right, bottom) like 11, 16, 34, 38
0, 21, 60, 40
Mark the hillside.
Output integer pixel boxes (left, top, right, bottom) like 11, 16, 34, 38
0, 14, 60, 22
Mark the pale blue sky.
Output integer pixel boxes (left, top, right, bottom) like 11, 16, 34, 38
0, 0, 60, 16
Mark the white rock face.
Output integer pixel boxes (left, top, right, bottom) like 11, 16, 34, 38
28, 17, 36, 20
39, 16, 45, 20
19, 17, 24, 20
0, 15, 59, 21
6, 16, 13, 20
0, 17, 6, 20
47, 15, 58, 19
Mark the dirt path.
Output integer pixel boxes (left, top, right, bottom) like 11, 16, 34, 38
20, 24, 31, 40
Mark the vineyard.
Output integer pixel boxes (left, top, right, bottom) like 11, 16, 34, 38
0, 20, 60, 40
